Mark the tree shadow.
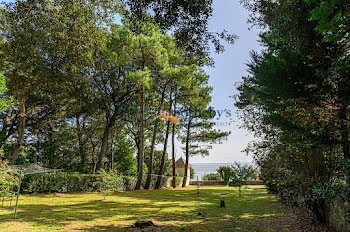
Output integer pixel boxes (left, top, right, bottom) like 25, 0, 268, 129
0, 186, 332, 231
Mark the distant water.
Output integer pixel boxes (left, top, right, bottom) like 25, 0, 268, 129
191, 162, 254, 180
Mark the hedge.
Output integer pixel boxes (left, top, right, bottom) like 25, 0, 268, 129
21, 172, 169, 194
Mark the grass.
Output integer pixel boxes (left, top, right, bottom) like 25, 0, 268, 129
0, 185, 306, 231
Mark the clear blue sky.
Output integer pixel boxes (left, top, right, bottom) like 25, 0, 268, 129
190, 0, 262, 163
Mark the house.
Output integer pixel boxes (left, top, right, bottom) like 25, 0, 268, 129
175, 157, 192, 186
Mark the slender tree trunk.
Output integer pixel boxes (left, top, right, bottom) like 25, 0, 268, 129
111, 140, 115, 170
182, 117, 192, 187
76, 115, 86, 172
8, 99, 26, 165
171, 123, 176, 188
155, 92, 173, 189
96, 112, 117, 171
91, 138, 97, 174
144, 83, 168, 189
135, 84, 145, 190
172, 98, 177, 188
340, 101, 350, 159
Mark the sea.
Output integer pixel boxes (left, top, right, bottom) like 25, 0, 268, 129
191, 162, 255, 180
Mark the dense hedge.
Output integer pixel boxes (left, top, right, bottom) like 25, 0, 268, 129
21, 172, 169, 194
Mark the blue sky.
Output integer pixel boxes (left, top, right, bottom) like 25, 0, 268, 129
190, 0, 262, 163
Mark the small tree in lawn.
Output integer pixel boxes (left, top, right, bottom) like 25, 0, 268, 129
217, 166, 233, 185
229, 162, 257, 197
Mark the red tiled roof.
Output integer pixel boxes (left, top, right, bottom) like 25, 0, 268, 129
175, 157, 192, 168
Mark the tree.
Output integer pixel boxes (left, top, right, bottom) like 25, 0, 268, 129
229, 162, 257, 197
112, 135, 137, 176
119, 20, 172, 190
217, 166, 233, 186
121, 0, 236, 65
0, 73, 12, 112
153, 60, 197, 189
0, 0, 117, 164
237, 0, 349, 223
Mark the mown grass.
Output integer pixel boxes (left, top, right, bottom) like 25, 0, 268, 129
0, 185, 298, 231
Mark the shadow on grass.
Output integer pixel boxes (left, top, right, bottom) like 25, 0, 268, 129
0, 186, 324, 231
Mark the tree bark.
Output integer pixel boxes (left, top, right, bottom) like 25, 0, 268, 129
90, 138, 97, 174
8, 99, 26, 165
155, 91, 173, 189
171, 122, 176, 188
172, 98, 177, 188
144, 82, 168, 189
135, 84, 145, 190
340, 101, 350, 159
76, 115, 86, 172
182, 117, 192, 187
96, 112, 117, 171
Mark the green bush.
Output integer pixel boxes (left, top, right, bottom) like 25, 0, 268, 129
203, 173, 222, 181
142, 175, 168, 189
21, 172, 169, 194
122, 176, 138, 191
21, 172, 103, 194
176, 177, 183, 186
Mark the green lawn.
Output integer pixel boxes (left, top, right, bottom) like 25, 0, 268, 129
0, 186, 311, 231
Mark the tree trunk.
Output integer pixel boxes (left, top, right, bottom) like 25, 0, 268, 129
144, 83, 168, 189
91, 138, 97, 174
155, 92, 173, 189
76, 115, 86, 172
182, 117, 192, 187
135, 84, 145, 190
340, 102, 350, 159
155, 120, 171, 189
172, 122, 176, 188
96, 112, 117, 171
172, 98, 177, 188
8, 99, 26, 165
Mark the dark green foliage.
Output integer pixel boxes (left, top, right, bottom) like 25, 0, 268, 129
122, 0, 236, 65
217, 166, 233, 185
228, 162, 257, 197
122, 176, 138, 191
142, 175, 168, 189
190, 167, 195, 179
237, 0, 350, 225
21, 172, 103, 194
113, 136, 137, 176
20, 172, 170, 194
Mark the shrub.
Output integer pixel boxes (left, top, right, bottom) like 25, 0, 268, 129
21, 172, 103, 194
122, 176, 138, 191
203, 173, 222, 181
217, 166, 233, 185
0, 160, 19, 200
21, 172, 169, 194
176, 177, 183, 186
142, 175, 168, 189
99, 169, 124, 193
